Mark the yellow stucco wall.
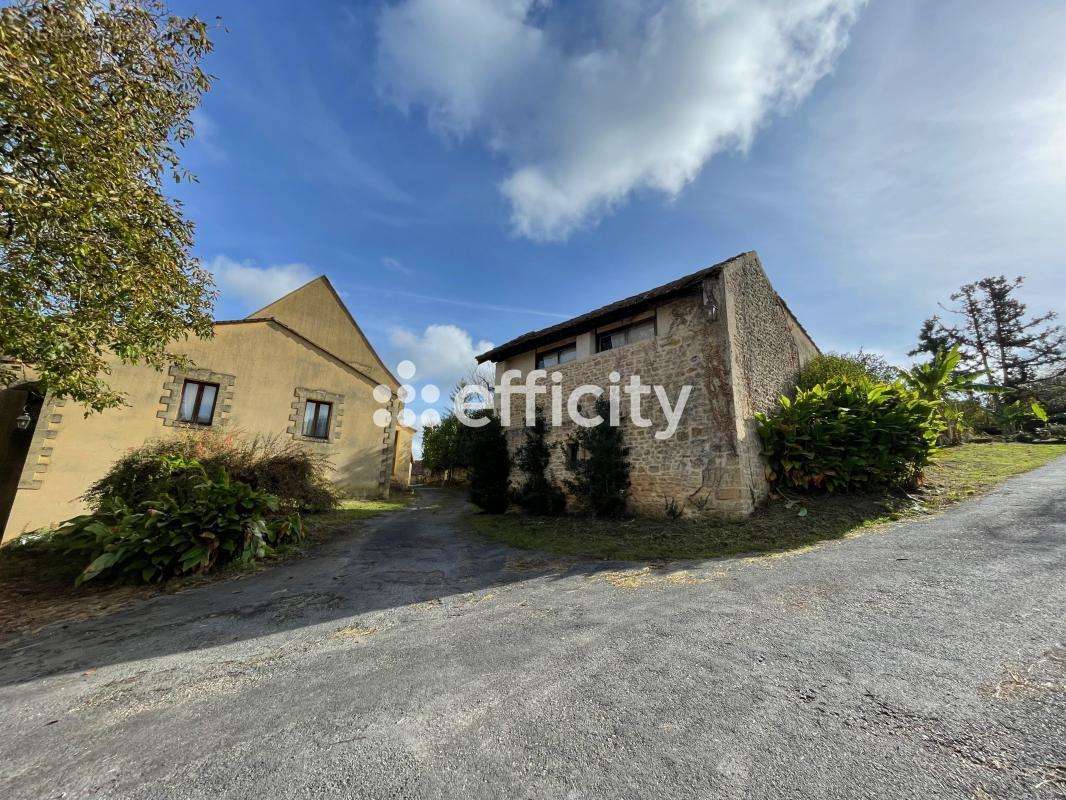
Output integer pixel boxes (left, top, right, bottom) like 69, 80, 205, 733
391, 424, 414, 488
3, 319, 396, 541
252, 277, 398, 389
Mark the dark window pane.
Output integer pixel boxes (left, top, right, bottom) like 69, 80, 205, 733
558, 346, 576, 364
314, 402, 330, 438
302, 400, 331, 439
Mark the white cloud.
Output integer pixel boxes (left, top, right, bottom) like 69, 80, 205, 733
208, 256, 316, 312
376, 0, 864, 240
389, 323, 495, 388
782, 0, 1066, 354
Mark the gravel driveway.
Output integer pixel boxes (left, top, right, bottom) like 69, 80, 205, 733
1, 458, 1064, 799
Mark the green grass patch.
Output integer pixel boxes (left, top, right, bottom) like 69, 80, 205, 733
471, 443, 1066, 562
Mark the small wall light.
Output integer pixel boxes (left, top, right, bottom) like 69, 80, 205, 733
15, 408, 33, 430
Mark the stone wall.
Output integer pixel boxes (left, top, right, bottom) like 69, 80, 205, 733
499, 283, 755, 517
495, 253, 819, 519
721, 253, 819, 507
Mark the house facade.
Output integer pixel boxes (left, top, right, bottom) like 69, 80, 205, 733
477, 251, 819, 518
1, 277, 408, 542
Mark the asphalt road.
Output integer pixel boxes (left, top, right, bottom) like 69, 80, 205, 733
1, 459, 1064, 799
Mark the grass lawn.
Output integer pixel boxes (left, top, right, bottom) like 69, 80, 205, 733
471, 442, 1066, 562
0, 495, 411, 638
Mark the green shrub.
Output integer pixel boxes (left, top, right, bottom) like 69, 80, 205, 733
514, 411, 566, 515
755, 379, 940, 492
566, 397, 631, 517
84, 430, 338, 512
793, 351, 898, 393
463, 411, 511, 514
60, 459, 303, 585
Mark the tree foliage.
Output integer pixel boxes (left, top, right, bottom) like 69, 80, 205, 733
793, 350, 898, 393
0, 0, 216, 410
421, 415, 463, 474
565, 397, 631, 518
514, 410, 566, 515
911, 276, 1064, 390
464, 411, 511, 514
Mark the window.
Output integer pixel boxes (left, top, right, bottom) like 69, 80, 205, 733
302, 399, 332, 439
536, 344, 577, 369
596, 319, 655, 352
177, 380, 219, 425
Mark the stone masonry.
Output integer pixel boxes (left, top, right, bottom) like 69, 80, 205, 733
487, 252, 818, 518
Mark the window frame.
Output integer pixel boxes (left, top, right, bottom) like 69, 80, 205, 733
596, 317, 657, 353
535, 342, 578, 370
177, 379, 220, 426
302, 399, 333, 440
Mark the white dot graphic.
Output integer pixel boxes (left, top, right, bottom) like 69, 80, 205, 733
372, 408, 392, 428
421, 408, 441, 427
399, 408, 416, 427
397, 360, 416, 381
398, 384, 415, 403
373, 384, 392, 404
420, 384, 440, 403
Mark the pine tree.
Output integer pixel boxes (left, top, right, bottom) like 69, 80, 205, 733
910, 276, 1064, 390
565, 397, 630, 518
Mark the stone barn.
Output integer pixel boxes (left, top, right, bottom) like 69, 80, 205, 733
476, 251, 819, 517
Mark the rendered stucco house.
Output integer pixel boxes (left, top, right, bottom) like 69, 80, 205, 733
477, 251, 819, 517
0, 277, 412, 541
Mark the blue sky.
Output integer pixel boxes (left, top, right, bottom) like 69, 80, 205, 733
169, 0, 1066, 447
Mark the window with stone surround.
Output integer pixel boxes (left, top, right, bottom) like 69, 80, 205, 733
177, 380, 219, 425
158, 366, 236, 429
289, 388, 344, 444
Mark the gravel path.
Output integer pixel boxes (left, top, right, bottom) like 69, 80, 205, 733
1, 458, 1064, 799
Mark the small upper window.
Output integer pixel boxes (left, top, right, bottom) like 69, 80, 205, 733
177, 380, 219, 425
597, 319, 656, 352
302, 399, 332, 440
536, 344, 577, 370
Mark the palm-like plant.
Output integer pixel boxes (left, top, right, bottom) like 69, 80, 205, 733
899, 346, 1002, 445
898, 346, 987, 401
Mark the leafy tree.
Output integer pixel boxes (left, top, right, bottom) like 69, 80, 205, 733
464, 410, 511, 514
793, 350, 897, 393
566, 397, 630, 518
0, 0, 216, 411
421, 415, 462, 475
514, 410, 566, 515
911, 276, 1064, 391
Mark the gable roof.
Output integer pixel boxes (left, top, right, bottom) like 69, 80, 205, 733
248, 276, 398, 387
476, 252, 749, 364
